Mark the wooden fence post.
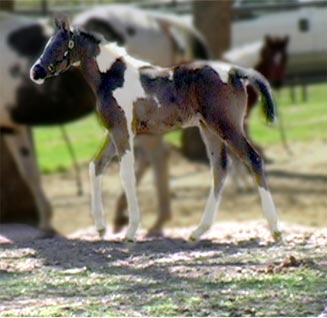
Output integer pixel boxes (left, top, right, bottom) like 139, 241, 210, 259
0, 0, 15, 12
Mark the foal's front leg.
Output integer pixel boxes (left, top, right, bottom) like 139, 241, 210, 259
112, 130, 140, 242
89, 133, 116, 237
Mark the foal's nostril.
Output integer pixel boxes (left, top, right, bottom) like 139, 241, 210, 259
33, 64, 47, 79
30, 64, 47, 84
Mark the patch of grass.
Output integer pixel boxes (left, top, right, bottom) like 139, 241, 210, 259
250, 83, 327, 145
1, 262, 326, 317
34, 83, 326, 173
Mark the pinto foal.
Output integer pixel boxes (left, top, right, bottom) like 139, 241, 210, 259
30, 18, 281, 241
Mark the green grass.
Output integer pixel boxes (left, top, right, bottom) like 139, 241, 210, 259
34, 83, 327, 173
1, 263, 326, 316
1, 235, 326, 317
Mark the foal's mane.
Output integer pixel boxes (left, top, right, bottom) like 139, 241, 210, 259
75, 28, 131, 61
75, 28, 103, 45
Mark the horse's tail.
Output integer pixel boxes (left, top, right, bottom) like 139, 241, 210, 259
151, 12, 212, 60
233, 66, 277, 124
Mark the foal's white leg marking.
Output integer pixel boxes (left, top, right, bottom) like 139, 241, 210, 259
95, 45, 149, 240
111, 56, 147, 241
258, 186, 281, 239
190, 184, 222, 241
119, 149, 140, 241
89, 162, 106, 236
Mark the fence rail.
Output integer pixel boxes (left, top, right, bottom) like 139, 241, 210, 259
10, 0, 327, 17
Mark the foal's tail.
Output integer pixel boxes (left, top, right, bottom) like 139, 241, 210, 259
233, 66, 277, 124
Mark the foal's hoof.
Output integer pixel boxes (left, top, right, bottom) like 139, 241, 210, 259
189, 233, 199, 241
273, 230, 283, 243
123, 236, 135, 243
97, 228, 106, 239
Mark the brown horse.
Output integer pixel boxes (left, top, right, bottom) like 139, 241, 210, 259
31, 18, 281, 242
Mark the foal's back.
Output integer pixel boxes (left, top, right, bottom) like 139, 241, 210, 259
133, 62, 247, 135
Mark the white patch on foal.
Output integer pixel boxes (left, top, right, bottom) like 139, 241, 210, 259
258, 186, 279, 234
209, 61, 233, 84
96, 43, 124, 73
96, 42, 149, 138
96, 42, 150, 240
114, 54, 149, 240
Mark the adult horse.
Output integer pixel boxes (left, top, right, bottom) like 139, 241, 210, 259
0, 8, 210, 235
0, 13, 95, 231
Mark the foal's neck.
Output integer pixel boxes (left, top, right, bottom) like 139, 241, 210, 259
75, 31, 102, 92
76, 31, 148, 94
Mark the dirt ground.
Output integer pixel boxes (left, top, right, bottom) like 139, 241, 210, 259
44, 139, 326, 235
0, 140, 326, 316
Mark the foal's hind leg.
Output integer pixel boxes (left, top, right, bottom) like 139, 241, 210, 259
89, 133, 116, 237
224, 132, 281, 241
190, 124, 229, 240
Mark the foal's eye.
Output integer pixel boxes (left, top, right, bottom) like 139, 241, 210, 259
68, 40, 74, 49
48, 64, 54, 73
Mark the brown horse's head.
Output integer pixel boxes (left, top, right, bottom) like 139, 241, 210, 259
257, 35, 289, 89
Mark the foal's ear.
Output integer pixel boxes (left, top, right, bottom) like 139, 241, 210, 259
54, 16, 70, 32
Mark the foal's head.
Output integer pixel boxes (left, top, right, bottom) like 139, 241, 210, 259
30, 17, 99, 84
257, 35, 289, 89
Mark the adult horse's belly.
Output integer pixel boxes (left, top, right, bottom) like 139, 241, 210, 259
9, 68, 96, 126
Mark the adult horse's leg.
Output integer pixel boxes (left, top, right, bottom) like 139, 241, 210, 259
113, 134, 171, 237
190, 124, 229, 240
147, 135, 171, 236
89, 133, 116, 237
4, 126, 52, 232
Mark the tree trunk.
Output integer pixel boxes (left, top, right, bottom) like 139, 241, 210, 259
181, 0, 232, 161
0, 0, 15, 12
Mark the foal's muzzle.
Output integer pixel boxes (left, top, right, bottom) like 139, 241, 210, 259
30, 64, 47, 85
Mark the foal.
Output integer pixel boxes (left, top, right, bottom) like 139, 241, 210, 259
30, 18, 281, 242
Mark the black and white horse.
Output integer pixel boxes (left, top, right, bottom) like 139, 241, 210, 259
31, 18, 281, 242
0, 12, 95, 231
